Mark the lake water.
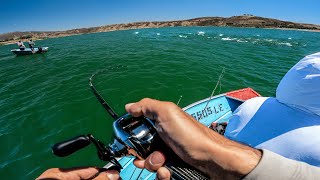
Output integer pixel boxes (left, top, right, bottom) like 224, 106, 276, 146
0, 26, 319, 179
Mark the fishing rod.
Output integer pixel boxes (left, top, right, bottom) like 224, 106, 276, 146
89, 71, 119, 120
52, 68, 209, 179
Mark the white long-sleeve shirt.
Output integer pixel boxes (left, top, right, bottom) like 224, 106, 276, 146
244, 149, 320, 180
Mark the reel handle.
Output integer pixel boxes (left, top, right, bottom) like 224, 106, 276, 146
52, 135, 91, 157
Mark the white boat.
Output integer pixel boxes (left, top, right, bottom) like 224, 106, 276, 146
11, 47, 49, 55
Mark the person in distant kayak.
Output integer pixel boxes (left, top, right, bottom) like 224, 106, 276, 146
224, 52, 320, 167
28, 39, 35, 50
17, 40, 25, 50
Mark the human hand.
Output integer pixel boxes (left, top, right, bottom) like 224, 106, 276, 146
133, 151, 170, 180
36, 167, 119, 180
125, 98, 261, 179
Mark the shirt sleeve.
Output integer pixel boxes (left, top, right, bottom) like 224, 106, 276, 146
243, 149, 320, 180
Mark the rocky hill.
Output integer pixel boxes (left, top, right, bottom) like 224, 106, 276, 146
1, 15, 320, 44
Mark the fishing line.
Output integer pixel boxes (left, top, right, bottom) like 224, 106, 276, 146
203, 67, 225, 110
176, 95, 183, 106
89, 65, 127, 120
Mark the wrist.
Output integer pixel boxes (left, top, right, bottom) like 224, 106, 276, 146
203, 133, 262, 179
223, 145, 262, 176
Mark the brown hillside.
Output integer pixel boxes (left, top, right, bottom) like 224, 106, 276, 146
1, 15, 319, 44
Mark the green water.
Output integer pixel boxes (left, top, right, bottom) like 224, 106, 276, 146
0, 27, 319, 179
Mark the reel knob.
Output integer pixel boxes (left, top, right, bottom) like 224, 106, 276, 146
52, 135, 91, 157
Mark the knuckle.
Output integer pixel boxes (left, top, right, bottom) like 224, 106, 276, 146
164, 101, 176, 107
141, 98, 152, 103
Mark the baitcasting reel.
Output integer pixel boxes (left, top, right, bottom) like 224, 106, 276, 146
52, 114, 158, 169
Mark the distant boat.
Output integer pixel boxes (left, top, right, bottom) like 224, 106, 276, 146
11, 47, 49, 55
104, 88, 261, 179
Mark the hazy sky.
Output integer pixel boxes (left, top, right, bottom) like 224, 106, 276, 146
1, 0, 319, 34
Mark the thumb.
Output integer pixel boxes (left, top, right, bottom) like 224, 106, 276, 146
144, 151, 166, 172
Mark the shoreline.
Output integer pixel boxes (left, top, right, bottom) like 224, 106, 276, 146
265, 27, 320, 33
3, 26, 319, 46
2, 15, 320, 45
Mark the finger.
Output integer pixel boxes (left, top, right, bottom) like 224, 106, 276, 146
157, 167, 171, 180
36, 167, 100, 180
144, 151, 166, 172
125, 102, 143, 117
94, 170, 119, 180
126, 98, 161, 119
133, 159, 145, 169
36, 168, 61, 180
72, 167, 100, 179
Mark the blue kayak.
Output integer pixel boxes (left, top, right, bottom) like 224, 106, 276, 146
11, 47, 49, 55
